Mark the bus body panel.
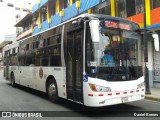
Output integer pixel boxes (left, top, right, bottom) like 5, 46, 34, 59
83, 76, 145, 107
11, 66, 67, 99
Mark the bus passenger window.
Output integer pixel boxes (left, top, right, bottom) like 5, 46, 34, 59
41, 57, 49, 66
26, 57, 32, 66
50, 56, 61, 66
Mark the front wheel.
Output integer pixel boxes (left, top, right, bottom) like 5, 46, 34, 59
47, 79, 59, 103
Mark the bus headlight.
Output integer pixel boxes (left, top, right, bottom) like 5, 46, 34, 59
137, 82, 145, 89
89, 83, 111, 92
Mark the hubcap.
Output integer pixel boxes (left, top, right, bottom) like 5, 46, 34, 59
48, 83, 56, 98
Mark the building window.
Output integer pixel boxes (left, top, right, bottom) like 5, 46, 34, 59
92, 5, 99, 14
126, 0, 136, 17
26, 44, 29, 50
49, 0, 56, 16
92, 0, 111, 15
99, 1, 111, 15
152, 0, 160, 9
106, 1, 111, 15
116, 0, 127, 18
60, 0, 64, 10
60, 0, 68, 10
72, 0, 77, 4
135, 0, 144, 14
64, 0, 68, 8
41, 7, 47, 22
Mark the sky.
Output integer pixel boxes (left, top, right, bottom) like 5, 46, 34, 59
0, 0, 37, 36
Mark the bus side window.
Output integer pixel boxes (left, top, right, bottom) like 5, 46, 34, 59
41, 57, 49, 66
50, 56, 61, 66
26, 57, 32, 66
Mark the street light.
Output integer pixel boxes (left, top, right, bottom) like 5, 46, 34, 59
143, 0, 151, 95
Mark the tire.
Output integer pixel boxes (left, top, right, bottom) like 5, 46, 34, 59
47, 79, 59, 103
10, 73, 16, 87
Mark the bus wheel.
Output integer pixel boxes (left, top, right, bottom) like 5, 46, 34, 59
10, 73, 16, 87
47, 79, 59, 103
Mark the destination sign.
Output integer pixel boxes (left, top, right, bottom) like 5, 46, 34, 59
105, 20, 131, 30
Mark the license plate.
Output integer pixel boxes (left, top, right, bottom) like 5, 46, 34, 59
122, 97, 129, 102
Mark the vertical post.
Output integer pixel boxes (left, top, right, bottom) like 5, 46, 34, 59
56, 0, 60, 13
145, 0, 151, 26
111, 0, 115, 16
70, 0, 73, 5
88, 9, 92, 14
143, 0, 151, 94
38, 10, 42, 29
38, 0, 40, 4
76, 1, 80, 14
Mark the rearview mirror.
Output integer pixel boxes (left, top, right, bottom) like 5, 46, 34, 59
89, 20, 100, 42
152, 34, 159, 51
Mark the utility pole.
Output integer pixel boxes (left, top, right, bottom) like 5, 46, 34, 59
143, 0, 151, 94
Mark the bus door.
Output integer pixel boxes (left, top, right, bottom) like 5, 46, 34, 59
66, 28, 83, 103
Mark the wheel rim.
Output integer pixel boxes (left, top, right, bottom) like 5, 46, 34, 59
48, 83, 56, 98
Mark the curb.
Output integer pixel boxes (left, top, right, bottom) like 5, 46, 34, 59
145, 95, 160, 102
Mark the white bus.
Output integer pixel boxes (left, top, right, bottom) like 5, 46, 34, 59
3, 14, 159, 107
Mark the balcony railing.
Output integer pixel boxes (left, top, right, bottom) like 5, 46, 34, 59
16, 25, 32, 41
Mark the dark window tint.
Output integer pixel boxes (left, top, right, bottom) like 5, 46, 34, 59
152, 0, 160, 9
126, 0, 136, 17
135, 0, 144, 14
50, 55, 61, 66
116, 0, 127, 18
41, 57, 49, 66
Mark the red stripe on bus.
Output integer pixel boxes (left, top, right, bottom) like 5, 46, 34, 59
142, 89, 144, 91
124, 92, 127, 94
98, 94, 103, 96
108, 93, 112, 96
130, 91, 134, 93
116, 93, 120, 95
136, 90, 139, 92
88, 94, 93, 96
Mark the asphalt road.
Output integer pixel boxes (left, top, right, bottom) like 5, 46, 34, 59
0, 73, 160, 120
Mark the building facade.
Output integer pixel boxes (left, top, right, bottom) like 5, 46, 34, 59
0, 0, 34, 65
15, 0, 160, 88
15, 12, 33, 41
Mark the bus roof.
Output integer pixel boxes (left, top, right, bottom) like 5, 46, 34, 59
4, 13, 139, 47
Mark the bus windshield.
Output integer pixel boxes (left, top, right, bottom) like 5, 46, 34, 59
86, 20, 143, 81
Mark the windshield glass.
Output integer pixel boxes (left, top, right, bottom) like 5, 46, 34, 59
85, 20, 143, 81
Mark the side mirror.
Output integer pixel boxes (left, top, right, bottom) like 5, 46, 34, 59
89, 20, 100, 42
152, 34, 159, 51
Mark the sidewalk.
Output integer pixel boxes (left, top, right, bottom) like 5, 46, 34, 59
145, 88, 160, 102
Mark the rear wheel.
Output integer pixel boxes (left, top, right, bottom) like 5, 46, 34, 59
10, 73, 16, 87
47, 79, 59, 103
